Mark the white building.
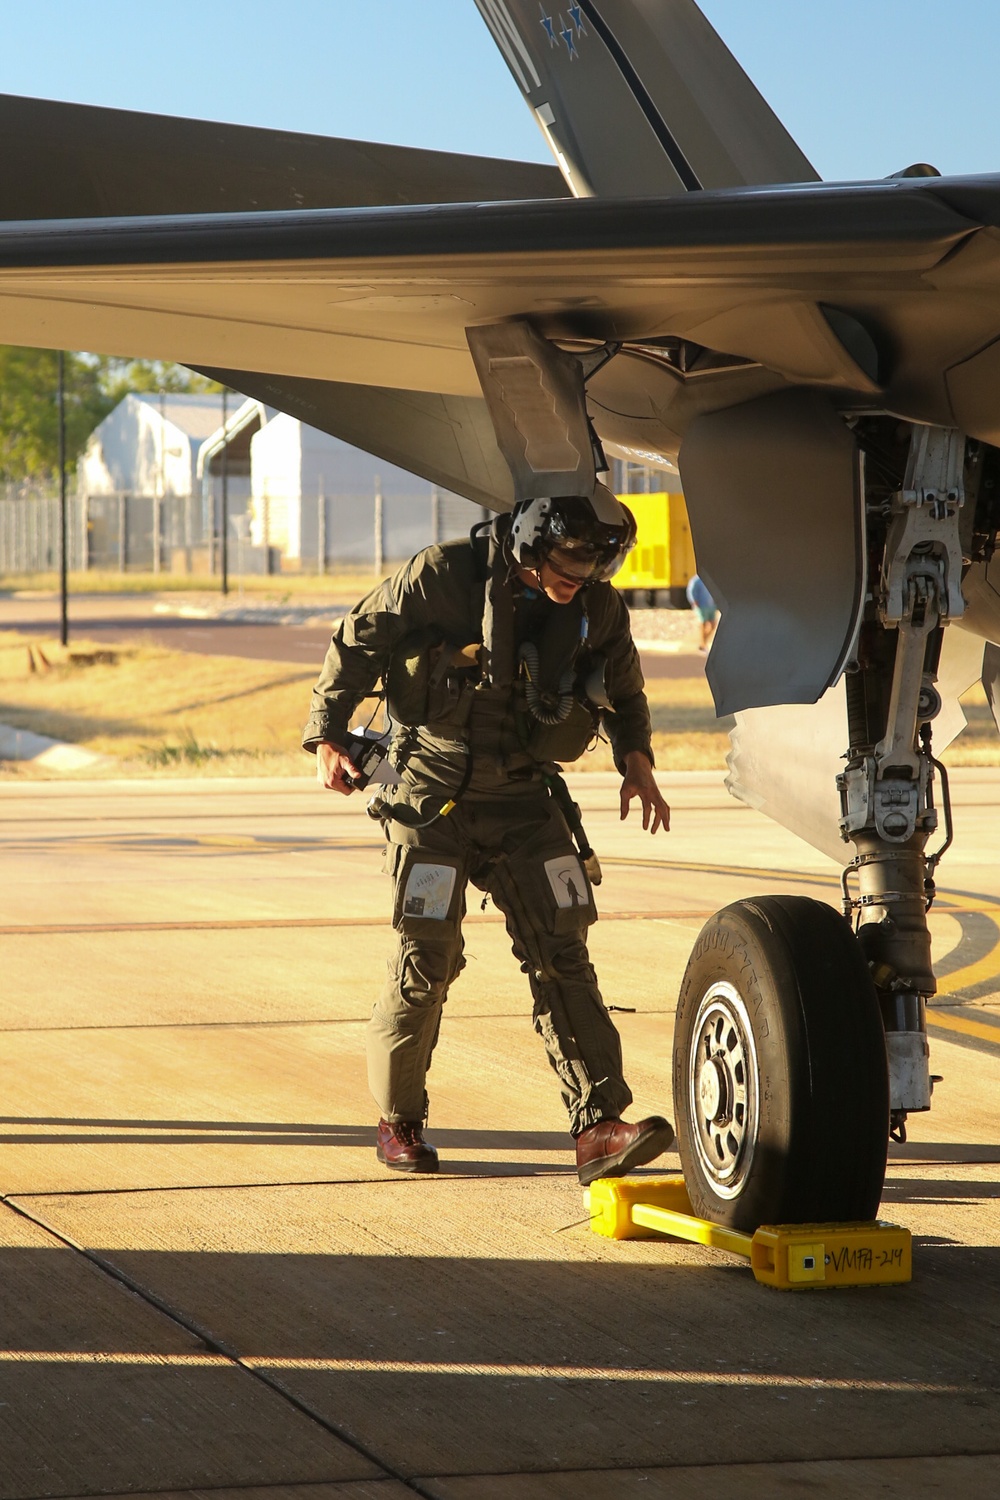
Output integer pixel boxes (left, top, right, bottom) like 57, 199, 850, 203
78, 393, 231, 502
79, 392, 483, 573
78, 392, 239, 569
247, 409, 480, 568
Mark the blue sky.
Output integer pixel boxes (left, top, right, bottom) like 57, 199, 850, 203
0, 2, 997, 182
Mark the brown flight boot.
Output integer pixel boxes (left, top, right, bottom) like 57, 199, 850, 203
376, 1118, 439, 1174
575, 1115, 674, 1186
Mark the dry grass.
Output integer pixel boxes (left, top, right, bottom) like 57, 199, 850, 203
0, 630, 351, 779
0, 627, 996, 779
577, 674, 733, 772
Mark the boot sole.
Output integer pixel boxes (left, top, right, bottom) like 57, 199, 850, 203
376, 1147, 439, 1174
577, 1121, 674, 1187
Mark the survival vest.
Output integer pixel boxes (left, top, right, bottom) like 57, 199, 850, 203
384, 516, 610, 765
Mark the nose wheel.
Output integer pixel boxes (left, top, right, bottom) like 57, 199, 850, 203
673, 896, 890, 1232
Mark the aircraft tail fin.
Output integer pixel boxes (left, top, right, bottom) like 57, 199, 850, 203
476, 0, 818, 196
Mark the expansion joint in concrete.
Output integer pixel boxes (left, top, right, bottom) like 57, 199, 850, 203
0, 1193, 436, 1498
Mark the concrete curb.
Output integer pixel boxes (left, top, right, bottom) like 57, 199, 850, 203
151, 600, 345, 626
0, 722, 107, 771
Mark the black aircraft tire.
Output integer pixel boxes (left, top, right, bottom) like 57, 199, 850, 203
673, 895, 889, 1232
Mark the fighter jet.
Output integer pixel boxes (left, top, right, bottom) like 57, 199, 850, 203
1, 0, 997, 1231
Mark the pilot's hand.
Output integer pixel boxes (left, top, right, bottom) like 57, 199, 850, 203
619, 750, 671, 835
316, 740, 361, 795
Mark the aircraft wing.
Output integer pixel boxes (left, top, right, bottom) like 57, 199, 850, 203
4, 173, 1000, 713
0, 177, 995, 449
0, 92, 567, 218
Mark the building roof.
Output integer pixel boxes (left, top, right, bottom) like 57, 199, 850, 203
197, 398, 275, 477
132, 392, 229, 440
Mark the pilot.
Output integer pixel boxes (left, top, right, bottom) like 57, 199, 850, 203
303, 488, 674, 1184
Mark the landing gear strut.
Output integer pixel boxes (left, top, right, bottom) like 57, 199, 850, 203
838, 424, 964, 1139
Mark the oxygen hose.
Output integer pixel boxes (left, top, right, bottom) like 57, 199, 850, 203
520, 641, 575, 725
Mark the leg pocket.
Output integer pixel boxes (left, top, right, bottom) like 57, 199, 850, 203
392, 849, 464, 938
541, 852, 597, 933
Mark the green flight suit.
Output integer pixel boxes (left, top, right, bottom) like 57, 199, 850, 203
303, 521, 654, 1135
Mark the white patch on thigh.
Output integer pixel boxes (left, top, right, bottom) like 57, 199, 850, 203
544, 855, 588, 910
402, 863, 457, 920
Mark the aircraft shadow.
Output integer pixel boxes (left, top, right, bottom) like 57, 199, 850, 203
0, 1115, 618, 1175
2, 1239, 999, 1487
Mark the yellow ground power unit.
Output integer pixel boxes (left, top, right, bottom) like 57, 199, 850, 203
611, 491, 696, 603
586, 1176, 912, 1291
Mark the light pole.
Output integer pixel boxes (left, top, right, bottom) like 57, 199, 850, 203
57, 350, 68, 646
220, 387, 229, 596
374, 475, 384, 577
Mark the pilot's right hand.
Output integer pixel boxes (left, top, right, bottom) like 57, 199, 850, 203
316, 740, 361, 795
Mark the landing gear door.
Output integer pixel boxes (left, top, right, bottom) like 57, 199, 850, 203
466, 319, 598, 502
679, 388, 866, 718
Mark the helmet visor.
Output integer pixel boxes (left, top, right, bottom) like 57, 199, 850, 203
546, 540, 623, 584
541, 495, 636, 583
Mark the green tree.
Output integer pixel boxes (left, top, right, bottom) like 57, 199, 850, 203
95, 357, 222, 406
0, 347, 222, 484
0, 348, 107, 483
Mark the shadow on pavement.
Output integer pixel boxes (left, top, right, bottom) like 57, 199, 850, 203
2, 1239, 999, 1484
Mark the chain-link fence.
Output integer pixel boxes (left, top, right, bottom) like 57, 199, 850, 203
0, 493, 87, 573
0, 492, 269, 576
0, 487, 489, 577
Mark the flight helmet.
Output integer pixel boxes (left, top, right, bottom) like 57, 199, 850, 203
508, 484, 637, 585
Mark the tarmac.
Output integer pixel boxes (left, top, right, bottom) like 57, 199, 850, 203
1, 768, 999, 1496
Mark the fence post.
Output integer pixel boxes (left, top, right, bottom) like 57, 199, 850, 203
220, 386, 229, 595
118, 493, 127, 572
431, 487, 440, 545
317, 477, 326, 575
152, 493, 161, 575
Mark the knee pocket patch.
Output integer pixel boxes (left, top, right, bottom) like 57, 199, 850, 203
492, 850, 596, 949
389, 846, 463, 936
543, 854, 594, 923
390, 939, 461, 1005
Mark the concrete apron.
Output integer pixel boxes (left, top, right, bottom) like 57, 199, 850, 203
0, 773, 997, 1497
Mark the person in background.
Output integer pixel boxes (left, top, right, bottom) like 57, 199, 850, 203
686, 573, 719, 653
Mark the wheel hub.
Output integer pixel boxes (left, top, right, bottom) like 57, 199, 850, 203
697, 1056, 730, 1124
687, 982, 759, 1199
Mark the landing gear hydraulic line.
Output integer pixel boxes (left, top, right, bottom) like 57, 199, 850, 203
838, 425, 964, 1140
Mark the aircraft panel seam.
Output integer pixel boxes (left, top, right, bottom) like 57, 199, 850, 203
577, 0, 702, 192
475, 0, 541, 94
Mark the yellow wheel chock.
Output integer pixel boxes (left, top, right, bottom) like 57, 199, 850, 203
586, 1176, 911, 1290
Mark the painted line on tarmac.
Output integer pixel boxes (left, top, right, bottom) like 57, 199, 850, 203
0, 910, 716, 936
250, 1359, 964, 1393
601, 856, 839, 888
0, 1350, 963, 1393
936, 942, 1000, 997
927, 1010, 1000, 1049
0, 1350, 229, 1366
